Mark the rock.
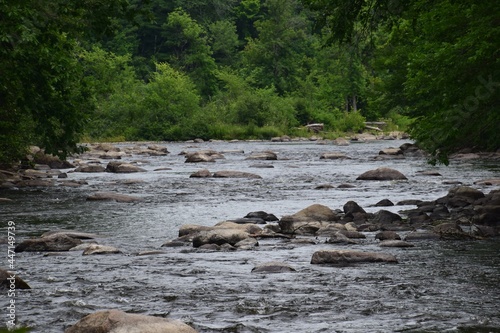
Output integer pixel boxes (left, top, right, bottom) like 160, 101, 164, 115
326, 232, 358, 245
245, 151, 277, 160
106, 161, 146, 173
374, 199, 394, 207
404, 231, 440, 241
234, 237, 259, 249
448, 186, 485, 201
372, 210, 403, 225
86, 192, 142, 203
64, 309, 198, 333
192, 229, 250, 248
213, 221, 263, 234
311, 250, 398, 265
82, 244, 122, 255
397, 199, 423, 206
305, 123, 324, 133
189, 169, 212, 178
41, 230, 100, 239
227, 217, 267, 224
356, 167, 408, 181
290, 204, 339, 222
375, 231, 401, 241
344, 222, 359, 231
33, 151, 75, 169
416, 170, 442, 176
75, 164, 106, 173
433, 223, 471, 239
333, 138, 350, 146
69, 243, 99, 251
251, 261, 296, 273
185, 152, 216, 163
337, 230, 366, 239
15, 234, 82, 252
379, 148, 403, 155
472, 225, 498, 237
320, 152, 350, 160
147, 144, 170, 154
316, 223, 347, 236
244, 211, 278, 222
279, 204, 339, 234
343, 201, 366, 215
178, 224, 212, 237
93, 143, 121, 152
474, 178, 500, 186
315, 183, 335, 189
213, 170, 262, 179
337, 183, 356, 189
379, 240, 415, 248
0, 269, 31, 289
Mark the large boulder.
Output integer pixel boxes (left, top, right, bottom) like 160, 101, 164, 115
279, 204, 339, 234
75, 164, 106, 173
356, 167, 408, 181
64, 309, 197, 333
375, 231, 401, 241
320, 152, 350, 160
15, 234, 82, 252
371, 210, 403, 225
285, 204, 339, 222
185, 152, 216, 163
311, 250, 398, 264
192, 229, 251, 248
245, 151, 277, 160
0, 269, 31, 289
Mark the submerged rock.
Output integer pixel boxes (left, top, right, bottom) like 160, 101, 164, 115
375, 231, 401, 241
15, 234, 82, 252
213, 170, 262, 179
379, 240, 415, 248
0, 269, 31, 289
311, 250, 398, 264
252, 261, 296, 273
86, 192, 142, 203
64, 309, 198, 333
82, 244, 122, 255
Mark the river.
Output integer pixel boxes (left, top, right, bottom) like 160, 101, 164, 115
1, 139, 499, 332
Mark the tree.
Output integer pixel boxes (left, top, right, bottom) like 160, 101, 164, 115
0, 0, 133, 165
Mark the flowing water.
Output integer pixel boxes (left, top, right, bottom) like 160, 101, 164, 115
1, 139, 499, 332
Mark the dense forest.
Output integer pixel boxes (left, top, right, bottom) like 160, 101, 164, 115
1, 0, 498, 165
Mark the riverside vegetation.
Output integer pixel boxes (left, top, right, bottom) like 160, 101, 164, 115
1, 0, 499, 166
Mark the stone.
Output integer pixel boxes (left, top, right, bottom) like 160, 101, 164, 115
234, 237, 259, 249
449, 186, 485, 200
185, 152, 216, 163
189, 169, 212, 178
375, 231, 401, 241
41, 230, 100, 239
213, 170, 262, 179
337, 183, 356, 189
326, 232, 358, 245
290, 204, 339, 222
75, 164, 106, 173
356, 167, 408, 181
333, 138, 350, 146
64, 309, 198, 333
433, 223, 471, 239
251, 261, 296, 273
86, 192, 142, 203
244, 211, 278, 222
343, 201, 366, 215
374, 199, 394, 207
379, 148, 403, 155
93, 143, 120, 152
316, 223, 347, 236
379, 240, 414, 248
0, 269, 31, 289
337, 230, 366, 239
311, 250, 398, 265
320, 152, 350, 160
15, 234, 82, 252
106, 161, 146, 173
372, 210, 403, 225
192, 229, 250, 248
245, 151, 277, 160
404, 231, 440, 241
33, 151, 75, 169
474, 178, 500, 186
83, 244, 122, 255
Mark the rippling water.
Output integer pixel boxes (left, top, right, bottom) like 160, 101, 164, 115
1, 139, 499, 332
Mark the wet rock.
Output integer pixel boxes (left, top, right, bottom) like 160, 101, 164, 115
244, 211, 278, 222
106, 161, 146, 173
311, 250, 398, 265
213, 170, 262, 179
137, 250, 166, 256
379, 148, 403, 155
374, 199, 394, 207
416, 170, 442, 176
69, 243, 99, 251
58, 173, 68, 179
245, 151, 277, 160
189, 169, 212, 178
326, 232, 358, 245
320, 152, 350, 160
288, 204, 339, 222
75, 164, 106, 173
472, 225, 498, 237
227, 217, 267, 224
337, 230, 366, 239
33, 151, 74, 169
15, 234, 82, 252
93, 143, 120, 152
234, 237, 259, 250
343, 201, 366, 215
344, 222, 359, 231
448, 186, 485, 201
372, 210, 403, 225
178, 224, 212, 237
397, 199, 423, 206
356, 167, 408, 181
375, 231, 401, 241
404, 231, 440, 241
0, 197, 13, 202
41, 230, 100, 239
279, 204, 339, 234
192, 229, 250, 248
82, 244, 122, 255
337, 183, 356, 188
17, 179, 56, 187
474, 178, 500, 186
214, 221, 263, 234
64, 309, 198, 333
0, 269, 31, 289
86, 192, 142, 203
147, 144, 170, 154
185, 152, 216, 163
316, 223, 347, 236
379, 240, 414, 248
251, 261, 296, 273
315, 183, 335, 189
433, 223, 471, 240
161, 239, 190, 247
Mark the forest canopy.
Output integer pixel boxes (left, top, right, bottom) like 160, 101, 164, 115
1, 0, 498, 165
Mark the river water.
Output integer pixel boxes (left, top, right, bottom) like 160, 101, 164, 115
1, 139, 499, 332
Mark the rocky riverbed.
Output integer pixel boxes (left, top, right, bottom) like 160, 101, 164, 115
1, 137, 499, 332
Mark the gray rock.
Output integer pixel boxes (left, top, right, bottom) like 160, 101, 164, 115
15, 234, 82, 252
379, 240, 415, 248
75, 164, 106, 173
326, 232, 358, 245
245, 151, 277, 160
106, 161, 146, 173
192, 229, 250, 248
0, 269, 31, 289
320, 152, 350, 160
311, 250, 398, 264
41, 230, 100, 239
185, 152, 216, 163
64, 309, 198, 333
82, 244, 121, 255
189, 169, 212, 178
356, 167, 408, 181
375, 231, 401, 241
86, 192, 142, 203
374, 199, 394, 207
252, 261, 296, 273
372, 210, 403, 225
213, 170, 262, 179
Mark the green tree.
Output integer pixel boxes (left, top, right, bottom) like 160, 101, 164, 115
0, 0, 132, 165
